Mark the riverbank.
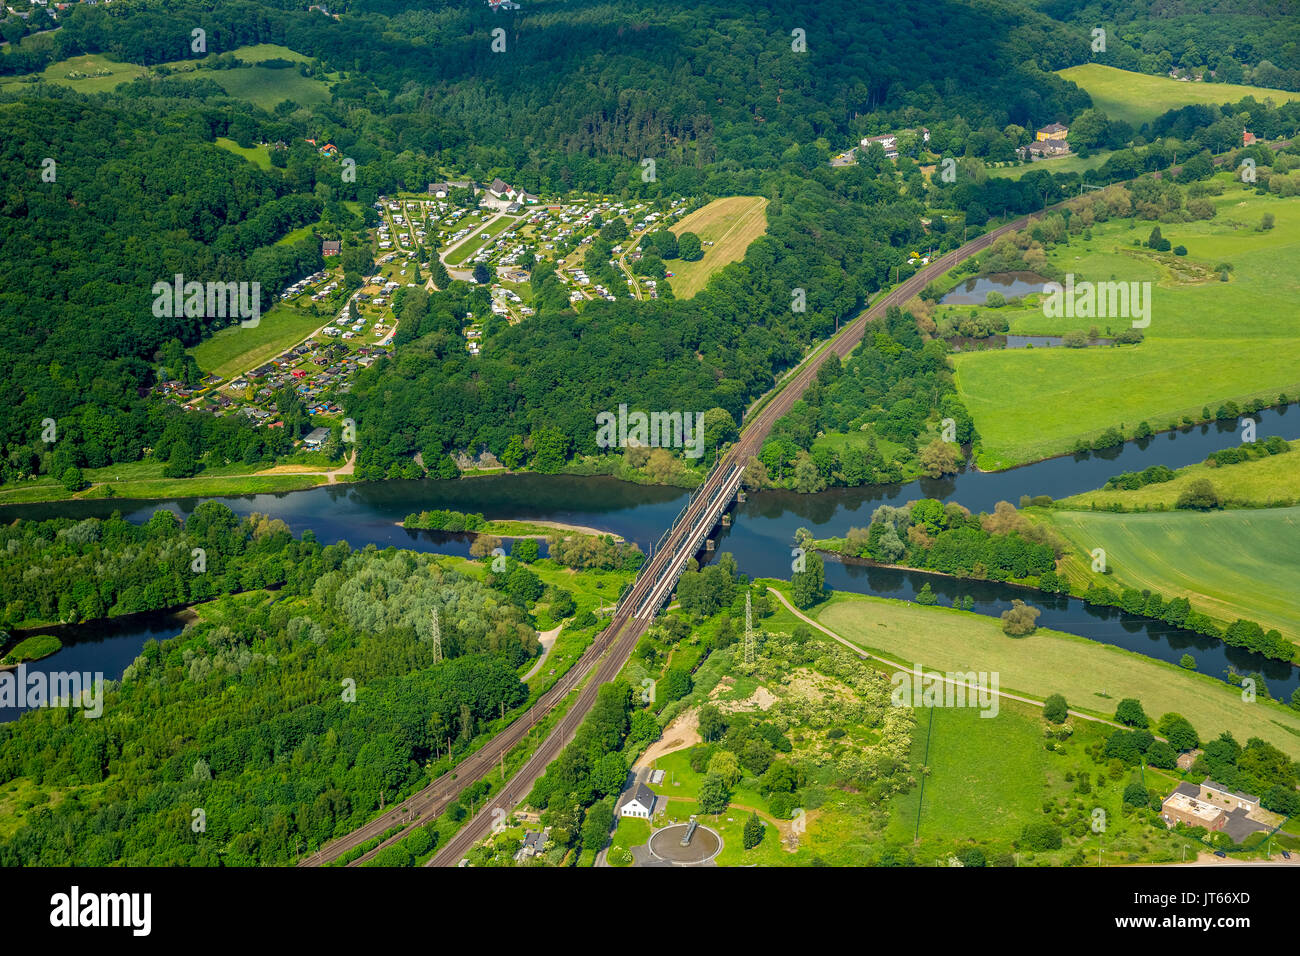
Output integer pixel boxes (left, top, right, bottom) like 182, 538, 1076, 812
400, 517, 625, 541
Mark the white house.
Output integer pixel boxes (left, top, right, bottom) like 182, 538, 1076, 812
619, 782, 657, 819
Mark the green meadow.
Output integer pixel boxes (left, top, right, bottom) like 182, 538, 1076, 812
1044, 506, 1300, 647
190, 303, 330, 379
813, 591, 1300, 758
1056, 64, 1300, 128
952, 184, 1300, 468
1059, 439, 1300, 510
215, 137, 272, 170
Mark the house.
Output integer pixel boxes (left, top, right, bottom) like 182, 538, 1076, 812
1200, 780, 1260, 813
489, 177, 517, 200
1161, 784, 1226, 831
513, 827, 549, 862
1243, 130, 1257, 147
1036, 122, 1069, 142
320, 143, 340, 158
322, 240, 341, 256
860, 134, 898, 159
618, 782, 656, 819
302, 426, 331, 449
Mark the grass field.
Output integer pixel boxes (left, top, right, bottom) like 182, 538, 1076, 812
0, 53, 147, 94
886, 701, 1047, 844
190, 304, 329, 379
1044, 506, 1300, 645
1058, 440, 1300, 510
953, 184, 1300, 468
1057, 64, 1300, 128
203, 65, 331, 111
668, 196, 768, 298
813, 591, 1300, 757
215, 137, 272, 171
988, 151, 1111, 180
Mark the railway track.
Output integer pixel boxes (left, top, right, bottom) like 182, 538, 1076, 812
304, 202, 1060, 868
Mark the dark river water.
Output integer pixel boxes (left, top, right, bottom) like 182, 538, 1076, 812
3, 404, 1296, 717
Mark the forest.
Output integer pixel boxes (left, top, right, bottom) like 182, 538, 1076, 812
0, 544, 547, 865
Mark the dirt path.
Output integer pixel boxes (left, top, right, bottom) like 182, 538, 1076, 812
522, 624, 563, 682
634, 708, 701, 769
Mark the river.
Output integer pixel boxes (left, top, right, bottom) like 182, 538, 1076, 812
3, 404, 1296, 716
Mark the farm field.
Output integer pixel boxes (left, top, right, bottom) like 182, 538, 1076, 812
191, 303, 330, 379
952, 185, 1300, 468
812, 591, 1300, 757
1044, 506, 1300, 646
668, 196, 769, 298
1056, 64, 1300, 128
1058, 439, 1300, 510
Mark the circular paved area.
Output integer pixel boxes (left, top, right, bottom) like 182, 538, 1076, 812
647, 823, 723, 865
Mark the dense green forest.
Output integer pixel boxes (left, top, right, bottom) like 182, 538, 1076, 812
1046, 0, 1300, 89
0, 504, 314, 627
0, 544, 550, 865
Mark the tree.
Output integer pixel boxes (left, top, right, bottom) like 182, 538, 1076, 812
1043, 693, 1068, 724
1176, 478, 1220, 510
472, 263, 491, 285
510, 538, 540, 563
1123, 782, 1149, 807
1156, 713, 1199, 751
698, 773, 729, 814
501, 434, 527, 470
1019, 821, 1062, 851
162, 440, 198, 479
1178, 653, 1195, 670
677, 231, 702, 261
697, 705, 727, 742
1000, 599, 1040, 636
791, 551, 826, 609
430, 257, 451, 289
707, 749, 742, 788
60, 466, 85, 492
1114, 698, 1148, 728
919, 437, 960, 477
742, 811, 765, 850
915, 582, 938, 605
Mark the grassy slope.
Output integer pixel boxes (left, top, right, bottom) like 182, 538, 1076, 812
1058, 440, 1300, 510
1056, 64, 1300, 128
952, 185, 1300, 468
668, 196, 769, 298
813, 591, 1300, 757
215, 137, 272, 171
190, 303, 330, 379
1044, 506, 1300, 644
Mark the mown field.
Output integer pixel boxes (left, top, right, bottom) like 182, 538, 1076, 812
813, 592, 1300, 758
1056, 64, 1300, 128
0, 53, 147, 94
190, 302, 330, 379
1058, 439, 1300, 510
1044, 506, 1300, 646
952, 185, 1300, 468
668, 196, 768, 298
